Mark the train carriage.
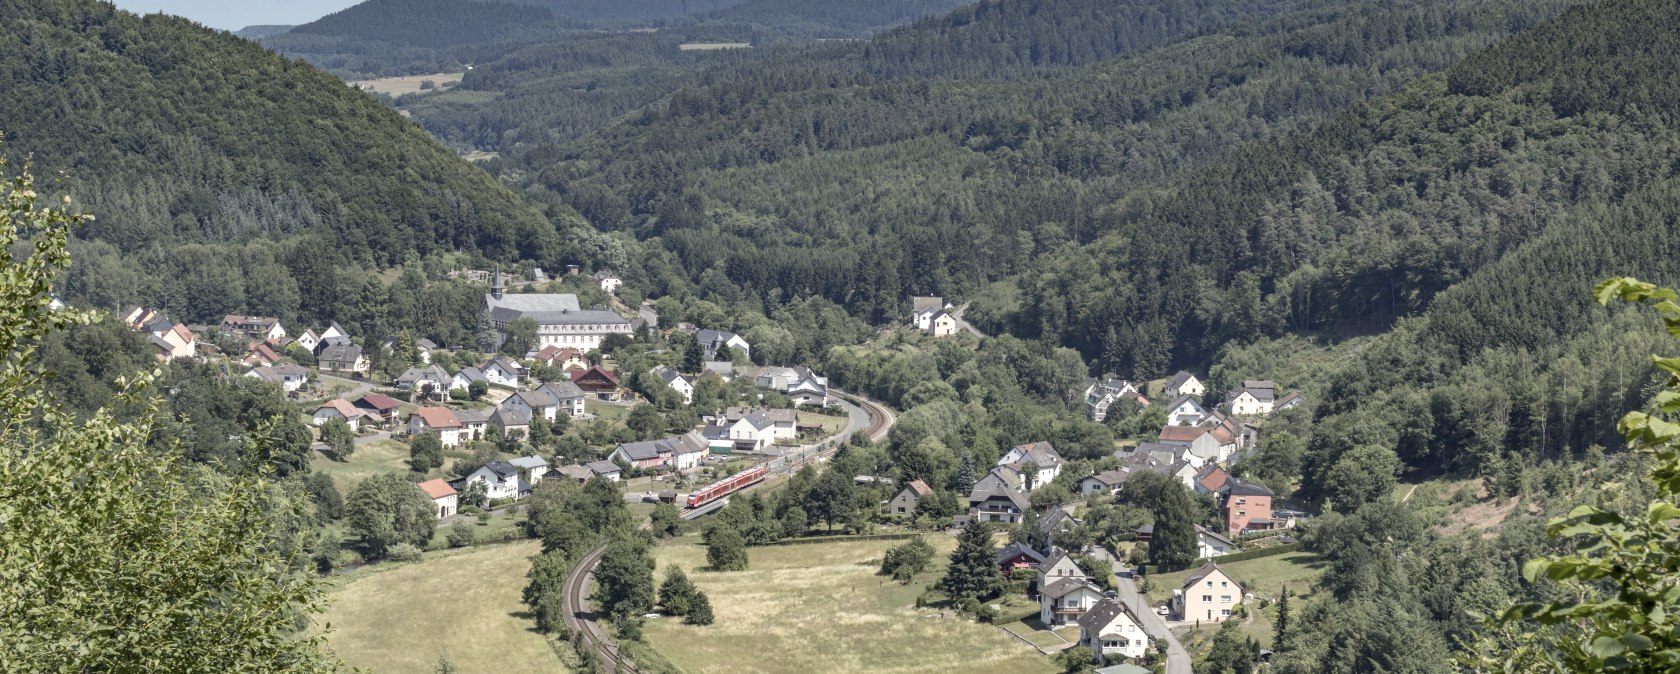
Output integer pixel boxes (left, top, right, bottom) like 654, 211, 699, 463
686, 464, 768, 508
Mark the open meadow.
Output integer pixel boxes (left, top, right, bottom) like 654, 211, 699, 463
348, 72, 465, 96
322, 541, 564, 674
310, 438, 473, 494
643, 535, 1057, 674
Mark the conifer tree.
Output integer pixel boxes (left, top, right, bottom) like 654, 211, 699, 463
940, 520, 1003, 602
659, 565, 698, 616
686, 591, 715, 626
954, 452, 977, 494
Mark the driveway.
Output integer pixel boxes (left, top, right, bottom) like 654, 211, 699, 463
950, 303, 988, 339
1114, 572, 1192, 674
317, 373, 377, 399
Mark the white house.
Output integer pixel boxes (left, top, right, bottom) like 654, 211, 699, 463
482, 355, 525, 387
910, 296, 950, 331
295, 329, 321, 353
245, 364, 309, 393
1165, 370, 1205, 399
408, 407, 463, 448
220, 314, 286, 342
503, 389, 561, 423
319, 322, 348, 344
509, 455, 551, 485
1173, 562, 1242, 623
727, 412, 779, 452
419, 479, 458, 519
1079, 470, 1128, 497
593, 270, 622, 294
537, 381, 587, 417
463, 460, 526, 501
1040, 577, 1105, 627
1164, 394, 1209, 426
1078, 598, 1151, 663
1225, 380, 1277, 416
452, 366, 488, 392
1038, 550, 1087, 585
997, 441, 1063, 488
695, 329, 750, 361
1196, 525, 1235, 560
312, 399, 366, 432
1084, 378, 1147, 423
317, 342, 369, 374
652, 365, 694, 404
928, 310, 959, 337
456, 409, 489, 442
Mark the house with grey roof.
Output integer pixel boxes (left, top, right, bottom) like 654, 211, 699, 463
1225, 380, 1277, 416
536, 380, 587, 417
509, 455, 550, 484
910, 296, 950, 331
244, 364, 309, 393
651, 364, 694, 404
317, 342, 368, 374
463, 460, 527, 501
482, 355, 526, 387
694, 329, 750, 361
502, 388, 561, 422
1165, 370, 1205, 399
1040, 576, 1105, 627
997, 441, 1064, 488
1084, 377, 1148, 423
1078, 598, 1151, 664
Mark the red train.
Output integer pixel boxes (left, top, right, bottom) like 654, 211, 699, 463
686, 464, 769, 508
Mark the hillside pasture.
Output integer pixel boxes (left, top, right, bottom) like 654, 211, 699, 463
322, 541, 562, 673
642, 535, 1056, 674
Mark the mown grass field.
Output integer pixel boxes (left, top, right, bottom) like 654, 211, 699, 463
322, 541, 563, 674
1145, 552, 1324, 605
348, 72, 465, 96
310, 438, 473, 494
642, 535, 1056, 674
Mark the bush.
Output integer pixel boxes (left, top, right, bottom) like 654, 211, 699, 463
447, 524, 476, 548
975, 602, 1000, 623
388, 543, 423, 563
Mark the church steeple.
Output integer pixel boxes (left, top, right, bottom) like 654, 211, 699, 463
491, 263, 505, 300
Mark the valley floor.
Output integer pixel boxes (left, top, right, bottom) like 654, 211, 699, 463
642, 535, 1057, 674
322, 541, 563, 674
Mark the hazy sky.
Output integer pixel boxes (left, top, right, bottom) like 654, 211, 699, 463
109, 0, 362, 31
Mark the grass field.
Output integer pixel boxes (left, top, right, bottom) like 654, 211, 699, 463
796, 410, 846, 435
310, 438, 473, 493
323, 541, 563, 674
1145, 552, 1324, 605
348, 72, 465, 96
642, 535, 1056, 674
678, 42, 751, 50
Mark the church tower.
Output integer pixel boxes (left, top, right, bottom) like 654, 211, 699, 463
491, 263, 505, 300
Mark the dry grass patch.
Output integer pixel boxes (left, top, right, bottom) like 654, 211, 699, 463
643, 536, 1056, 674
310, 438, 471, 493
348, 72, 465, 96
322, 541, 561, 674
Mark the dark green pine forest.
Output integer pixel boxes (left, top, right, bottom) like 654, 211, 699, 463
6, 0, 1680, 669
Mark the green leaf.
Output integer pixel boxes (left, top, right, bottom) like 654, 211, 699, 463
1591, 636, 1627, 658
1621, 633, 1654, 652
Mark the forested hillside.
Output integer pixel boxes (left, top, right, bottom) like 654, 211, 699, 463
0, 0, 592, 268
288, 0, 556, 47
507, 0, 1564, 320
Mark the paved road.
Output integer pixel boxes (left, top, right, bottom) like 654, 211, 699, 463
1102, 550, 1192, 674
316, 373, 378, 399
950, 302, 988, 339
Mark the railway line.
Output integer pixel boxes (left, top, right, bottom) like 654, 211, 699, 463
559, 392, 894, 673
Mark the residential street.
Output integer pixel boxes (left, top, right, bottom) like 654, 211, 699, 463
1114, 572, 1192, 674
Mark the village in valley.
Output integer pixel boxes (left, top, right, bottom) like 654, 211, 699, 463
114, 264, 1319, 674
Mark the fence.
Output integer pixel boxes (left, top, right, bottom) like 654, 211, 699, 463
769, 531, 927, 544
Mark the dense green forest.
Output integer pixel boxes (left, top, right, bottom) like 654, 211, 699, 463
288, 0, 558, 48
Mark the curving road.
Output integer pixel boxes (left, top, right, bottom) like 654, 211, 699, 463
561, 391, 895, 673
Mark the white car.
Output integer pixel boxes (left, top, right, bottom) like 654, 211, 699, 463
1157, 605, 1170, 616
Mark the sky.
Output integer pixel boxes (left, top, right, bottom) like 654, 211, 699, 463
109, 0, 363, 31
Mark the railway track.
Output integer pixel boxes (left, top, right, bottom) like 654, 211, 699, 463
560, 391, 894, 673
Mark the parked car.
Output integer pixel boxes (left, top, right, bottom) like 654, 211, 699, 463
1157, 605, 1170, 616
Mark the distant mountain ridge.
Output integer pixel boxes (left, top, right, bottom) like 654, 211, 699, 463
234, 24, 292, 39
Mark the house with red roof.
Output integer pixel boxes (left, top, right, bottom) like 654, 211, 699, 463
418, 479, 458, 519
408, 407, 463, 447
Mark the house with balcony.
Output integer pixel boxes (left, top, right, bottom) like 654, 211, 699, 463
1040, 577, 1106, 627
1078, 598, 1151, 664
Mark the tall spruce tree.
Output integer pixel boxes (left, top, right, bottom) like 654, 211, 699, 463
941, 520, 1003, 602
953, 452, 977, 494
1149, 480, 1199, 569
